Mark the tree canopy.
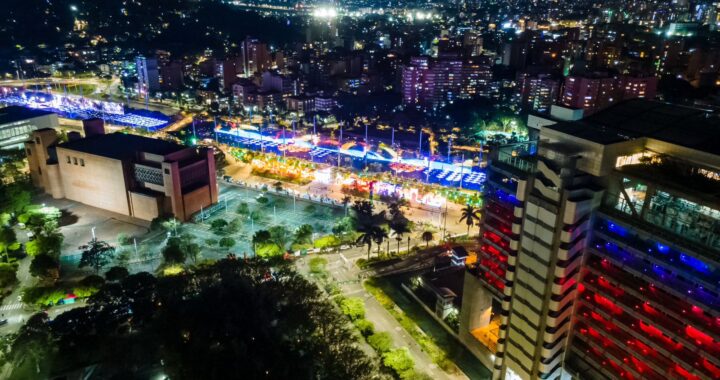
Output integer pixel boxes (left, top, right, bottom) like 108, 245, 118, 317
2, 260, 377, 379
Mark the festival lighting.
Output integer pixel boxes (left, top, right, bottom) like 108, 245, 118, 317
0, 89, 169, 130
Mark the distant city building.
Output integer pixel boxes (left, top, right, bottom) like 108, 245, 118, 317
232, 79, 258, 107
314, 94, 336, 112
25, 129, 218, 221
402, 56, 492, 109
502, 40, 529, 70
560, 74, 657, 115
136, 56, 160, 94
460, 99, 720, 380
286, 95, 314, 114
261, 70, 295, 97
241, 37, 271, 76
219, 58, 241, 91
463, 31, 484, 56
159, 61, 184, 92
0, 106, 58, 149
520, 74, 560, 113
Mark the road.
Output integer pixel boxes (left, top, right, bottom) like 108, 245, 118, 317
297, 246, 466, 380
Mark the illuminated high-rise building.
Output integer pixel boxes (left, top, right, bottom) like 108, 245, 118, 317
136, 56, 160, 94
460, 99, 720, 380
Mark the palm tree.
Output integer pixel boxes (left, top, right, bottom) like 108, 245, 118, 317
374, 227, 388, 258
421, 231, 434, 247
356, 228, 374, 260
459, 204, 481, 237
352, 200, 386, 260
388, 204, 411, 256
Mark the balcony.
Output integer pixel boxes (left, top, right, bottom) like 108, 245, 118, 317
582, 275, 720, 371
589, 238, 720, 315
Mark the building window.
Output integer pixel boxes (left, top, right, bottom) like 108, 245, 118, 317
66, 156, 71, 164
73, 157, 78, 165
80, 159, 85, 167
164, 168, 170, 174
26, 149, 31, 156
35, 137, 40, 144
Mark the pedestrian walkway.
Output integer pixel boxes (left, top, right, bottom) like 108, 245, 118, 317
0, 303, 22, 312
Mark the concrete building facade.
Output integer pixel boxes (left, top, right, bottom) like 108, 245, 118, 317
459, 100, 720, 380
25, 129, 218, 222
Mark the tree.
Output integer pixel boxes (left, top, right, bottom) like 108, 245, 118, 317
218, 237, 235, 248
340, 297, 365, 321
373, 227, 388, 257
293, 224, 313, 245
388, 203, 411, 255
459, 204, 481, 236
0, 262, 18, 289
105, 266, 129, 282
0, 226, 17, 262
332, 216, 354, 237
210, 219, 229, 234
161, 235, 197, 264
382, 348, 414, 374
268, 225, 290, 252
236, 202, 250, 215
352, 201, 387, 260
252, 229, 272, 255
161, 218, 181, 236
273, 181, 283, 192
162, 241, 185, 264
29, 254, 59, 283
25, 231, 63, 257
78, 239, 116, 274
421, 231, 434, 247
367, 332, 393, 353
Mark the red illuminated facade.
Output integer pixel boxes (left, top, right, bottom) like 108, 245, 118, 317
461, 100, 720, 380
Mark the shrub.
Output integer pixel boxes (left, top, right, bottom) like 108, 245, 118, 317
339, 297, 365, 321
117, 233, 133, 246
22, 286, 66, 306
367, 332, 393, 353
218, 237, 236, 248
313, 235, 341, 249
308, 257, 327, 275
382, 348, 414, 374
205, 239, 218, 246
0, 263, 18, 289
210, 219, 229, 234
105, 266, 129, 282
72, 286, 100, 299
80, 275, 105, 288
353, 318, 374, 337
29, 254, 58, 283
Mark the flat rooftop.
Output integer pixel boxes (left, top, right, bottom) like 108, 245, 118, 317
0, 105, 54, 125
545, 99, 720, 155
59, 132, 186, 160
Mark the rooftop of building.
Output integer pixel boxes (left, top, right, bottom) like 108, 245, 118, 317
546, 99, 720, 156
59, 132, 186, 160
0, 106, 54, 125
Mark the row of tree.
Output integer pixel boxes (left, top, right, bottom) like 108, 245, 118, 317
3, 259, 379, 379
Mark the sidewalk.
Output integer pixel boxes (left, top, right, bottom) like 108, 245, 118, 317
298, 249, 467, 380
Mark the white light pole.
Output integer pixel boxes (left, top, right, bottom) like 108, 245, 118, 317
91, 226, 96, 240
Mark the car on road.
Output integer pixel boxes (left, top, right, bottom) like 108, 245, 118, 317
0, 319, 8, 326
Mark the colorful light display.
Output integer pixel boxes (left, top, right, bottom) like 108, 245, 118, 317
0, 89, 169, 130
